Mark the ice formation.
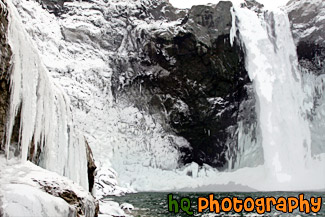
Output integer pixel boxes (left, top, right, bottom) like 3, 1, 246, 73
4, 0, 324, 196
5, 0, 88, 190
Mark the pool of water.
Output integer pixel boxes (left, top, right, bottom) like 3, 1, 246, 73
109, 192, 325, 217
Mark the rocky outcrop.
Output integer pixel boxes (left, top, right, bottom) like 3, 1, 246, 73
1, 2, 100, 215
241, 0, 264, 13
15, 0, 255, 172
111, 1, 251, 168
0, 1, 11, 152
35, 0, 69, 16
34, 179, 99, 216
0, 0, 32, 160
32, 0, 254, 169
86, 140, 97, 193
0, 158, 99, 217
287, 0, 325, 75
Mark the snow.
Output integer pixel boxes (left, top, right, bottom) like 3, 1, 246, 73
169, 0, 290, 10
3, 184, 73, 217
5, 0, 89, 190
94, 164, 135, 198
11, 0, 186, 195
120, 203, 134, 212
4, 0, 324, 215
98, 200, 133, 217
0, 156, 96, 217
8, 0, 325, 195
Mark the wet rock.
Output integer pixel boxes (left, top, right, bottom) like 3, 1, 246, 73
85, 140, 97, 194
0, 1, 11, 152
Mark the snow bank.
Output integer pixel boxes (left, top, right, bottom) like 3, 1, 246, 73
0, 156, 97, 217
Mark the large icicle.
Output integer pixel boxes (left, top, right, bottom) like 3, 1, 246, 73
5, 0, 88, 190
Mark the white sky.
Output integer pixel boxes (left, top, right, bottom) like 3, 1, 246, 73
169, 0, 290, 9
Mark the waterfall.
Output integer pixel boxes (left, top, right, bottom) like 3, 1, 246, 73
5, 0, 88, 190
234, 6, 314, 184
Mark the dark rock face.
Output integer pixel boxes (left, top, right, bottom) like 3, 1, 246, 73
35, 0, 70, 16
86, 140, 97, 193
287, 0, 325, 46
296, 42, 325, 75
0, 2, 11, 152
287, 0, 325, 113
29, 0, 253, 169
287, 0, 325, 75
111, 1, 251, 168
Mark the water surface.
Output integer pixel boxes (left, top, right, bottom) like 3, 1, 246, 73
110, 192, 325, 217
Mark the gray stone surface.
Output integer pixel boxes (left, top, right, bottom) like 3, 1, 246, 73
287, 0, 325, 75
0, 1, 11, 152
110, 1, 253, 168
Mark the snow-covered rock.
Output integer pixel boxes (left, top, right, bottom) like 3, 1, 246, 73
10, 0, 260, 195
0, 156, 98, 217
286, 0, 325, 46
120, 203, 134, 213
0, 1, 98, 216
2, 0, 89, 190
1, 0, 324, 212
94, 164, 135, 199
99, 200, 131, 217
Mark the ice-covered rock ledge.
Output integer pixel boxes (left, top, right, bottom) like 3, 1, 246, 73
0, 0, 101, 216
94, 164, 136, 199
0, 156, 98, 216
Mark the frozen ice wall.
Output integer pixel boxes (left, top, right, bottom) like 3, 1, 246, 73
11, 0, 185, 194
5, 0, 88, 190
9, 0, 324, 192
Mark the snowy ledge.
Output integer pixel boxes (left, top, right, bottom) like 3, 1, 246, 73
0, 155, 98, 216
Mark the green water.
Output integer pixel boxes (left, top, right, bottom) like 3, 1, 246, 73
110, 192, 325, 217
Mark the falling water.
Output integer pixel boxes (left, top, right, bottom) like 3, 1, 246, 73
234, 6, 313, 184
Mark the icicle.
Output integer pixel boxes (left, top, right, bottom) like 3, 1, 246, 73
5, 0, 88, 190
230, 7, 236, 47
